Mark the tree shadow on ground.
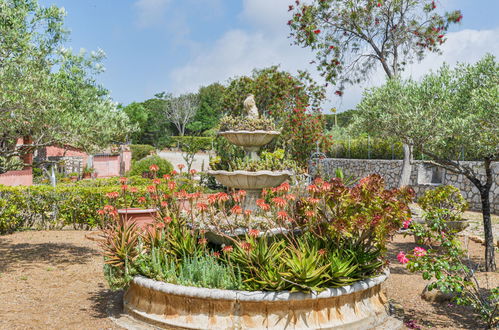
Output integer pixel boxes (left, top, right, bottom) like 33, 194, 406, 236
0, 241, 99, 273
88, 283, 124, 319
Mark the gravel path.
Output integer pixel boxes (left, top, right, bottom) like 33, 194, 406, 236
157, 150, 211, 172
1, 230, 497, 329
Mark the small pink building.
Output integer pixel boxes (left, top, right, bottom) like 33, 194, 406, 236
0, 137, 34, 186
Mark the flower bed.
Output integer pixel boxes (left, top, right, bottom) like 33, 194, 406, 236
99, 169, 414, 328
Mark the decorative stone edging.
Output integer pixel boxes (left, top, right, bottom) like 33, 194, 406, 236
132, 269, 389, 302
124, 270, 397, 329
207, 170, 293, 177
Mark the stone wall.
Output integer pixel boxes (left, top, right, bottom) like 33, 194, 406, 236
309, 158, 499, 214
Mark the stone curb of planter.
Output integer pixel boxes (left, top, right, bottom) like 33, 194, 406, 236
124, 269, 399, 329
132, 269, 388, 301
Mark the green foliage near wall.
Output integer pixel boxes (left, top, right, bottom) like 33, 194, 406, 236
170, 137, 214, 151
130, 144, 156, 162
0, 185, 147, 234
129, 155, 173, 178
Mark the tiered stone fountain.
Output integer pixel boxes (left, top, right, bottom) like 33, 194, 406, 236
207, 95, 292, 210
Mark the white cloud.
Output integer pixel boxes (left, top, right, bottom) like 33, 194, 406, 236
134, 0, 171, 28
169, 1, 499, 112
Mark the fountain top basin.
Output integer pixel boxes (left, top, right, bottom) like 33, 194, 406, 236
219, 130, 280, 148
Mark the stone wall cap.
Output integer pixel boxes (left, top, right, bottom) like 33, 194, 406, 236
207, 170, 293, 176
132, 269, 389, 302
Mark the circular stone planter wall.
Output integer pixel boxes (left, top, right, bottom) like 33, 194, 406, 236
219, 130, 280, 149
207, 170, 292, 190
124, 270, 399, 329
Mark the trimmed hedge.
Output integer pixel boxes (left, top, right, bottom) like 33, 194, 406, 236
130, 144, 156, 162
0, 185, 147, 234
328, 138, 425, 160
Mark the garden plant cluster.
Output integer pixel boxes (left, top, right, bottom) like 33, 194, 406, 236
100, 164, 414, 293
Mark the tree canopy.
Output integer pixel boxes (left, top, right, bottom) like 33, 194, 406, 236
288, 0, 462, 93
353, 54, 499, 270
0, 0, 134, 173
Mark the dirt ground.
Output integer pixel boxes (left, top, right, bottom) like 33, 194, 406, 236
1, 229, 498, 329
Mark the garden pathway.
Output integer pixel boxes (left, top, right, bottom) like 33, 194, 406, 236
157, 150, 211, 172
0, 229, 498, 329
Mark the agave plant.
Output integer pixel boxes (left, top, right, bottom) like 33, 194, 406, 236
100, 219, 140, 268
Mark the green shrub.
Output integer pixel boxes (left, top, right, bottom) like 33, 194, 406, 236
0, 184, 149, 233
170, 136, 213, 150
65, 176, 151, 187
130, 144, 156, 162
418, 185, 468, 222
129, 155, 173, 178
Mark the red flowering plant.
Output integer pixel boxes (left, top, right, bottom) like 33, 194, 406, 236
281, 106, 332, 167
101, 171, 414, 293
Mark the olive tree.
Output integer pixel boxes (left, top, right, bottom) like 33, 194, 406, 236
164, 93, 199, 136
288, 0, 462, 186
354, 55, 499, 271
0, 0, 134, 173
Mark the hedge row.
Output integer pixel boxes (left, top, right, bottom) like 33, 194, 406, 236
130, 144, 156, 162
328, 138, 480, 160
0, 185, 149, 234
327, 138, 427, 160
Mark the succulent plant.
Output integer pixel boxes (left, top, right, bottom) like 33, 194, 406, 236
219, 115, 277, 132
228, 149, 297, 172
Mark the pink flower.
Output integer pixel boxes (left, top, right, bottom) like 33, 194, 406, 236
397, 251, 409, 264
149, 164, 159, 172
152, 178, 161, 185
413, 247, 427, 257
271, 197, 287, 208
248, 229, 260, 238
119, 177, 128, 184
222, 245, 233, 253
196, 203, 208, 212
277, 211, 289, 220
240, 241, 252, 251
168, 181, 176, 191
198, 238, 208, 245
177, 164, 185, 170
403, 219, 412, 229
231, 205, 243, 215
190, 169, 197, 175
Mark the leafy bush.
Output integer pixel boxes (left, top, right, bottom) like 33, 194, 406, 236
219, 115, 276, 131
418, 185, 468, 222
402, 208, 499, 328
171, 136, 213, 150
227, 149, 297, 172
130, 144, 156, 162
0, 184, 148, 233
129, 155, 173, 178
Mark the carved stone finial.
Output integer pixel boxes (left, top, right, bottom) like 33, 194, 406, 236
243, 94, 259, 119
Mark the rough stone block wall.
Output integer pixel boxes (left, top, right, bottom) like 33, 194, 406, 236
309, 158, 498, 214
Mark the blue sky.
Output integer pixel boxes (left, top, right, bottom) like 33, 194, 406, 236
39, 0, 499, 111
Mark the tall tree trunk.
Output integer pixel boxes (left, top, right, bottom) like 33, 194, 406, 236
480, 187, 496, 271
398, 143, 412, 187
